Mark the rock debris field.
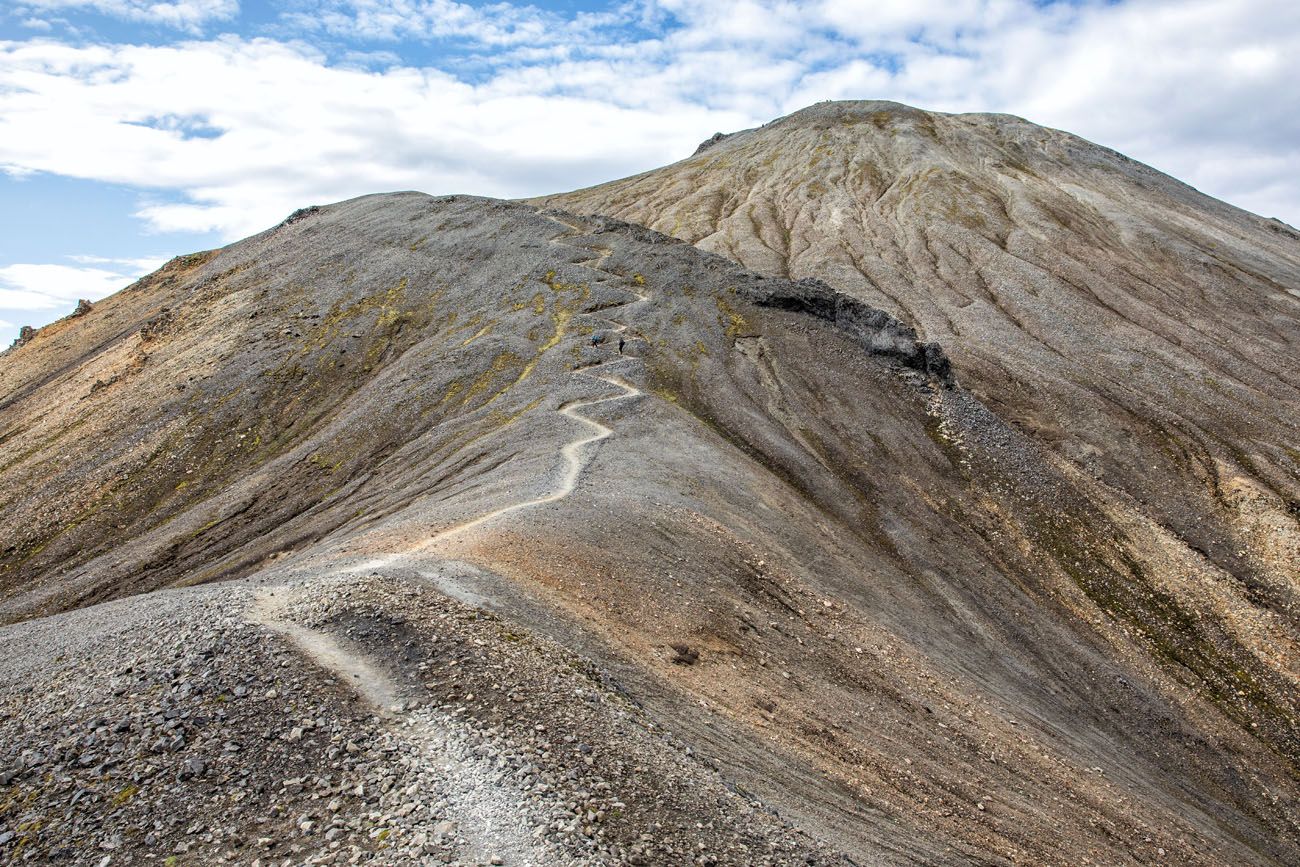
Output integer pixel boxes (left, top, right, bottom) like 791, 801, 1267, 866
0, 574, 839, 865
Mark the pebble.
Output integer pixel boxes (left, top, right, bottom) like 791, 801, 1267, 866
0, 572, 839, 866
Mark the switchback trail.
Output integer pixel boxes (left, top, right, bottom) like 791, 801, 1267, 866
246, 211, 646, 716
356, 212, 648, 567
242, 213, 650, 861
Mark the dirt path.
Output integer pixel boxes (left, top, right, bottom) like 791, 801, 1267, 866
434, 365, 641, 545
241, 216, 648, 867
247, 584, 562, 865
248, 587, 401, 711
241, 214, 645, 863
351, 213, 647, 567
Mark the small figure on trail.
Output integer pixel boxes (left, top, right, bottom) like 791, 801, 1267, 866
591, 333, 604, 347
618, 336, 626, 355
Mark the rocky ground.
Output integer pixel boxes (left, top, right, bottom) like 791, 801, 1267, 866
537, 99, 1300, 619
0, 571, 843, 866
1, 104, 1298, 865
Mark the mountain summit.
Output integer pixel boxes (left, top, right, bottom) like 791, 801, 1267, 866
539, 100, 1300, 579
0, 102, 1297, 864
538, 92, 1300, 743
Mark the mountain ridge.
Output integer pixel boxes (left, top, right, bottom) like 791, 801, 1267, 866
0, 101, 1297, 864
535, 97, 1300, 700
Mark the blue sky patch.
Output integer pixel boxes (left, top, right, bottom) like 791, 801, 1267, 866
0, 0, 1296, 347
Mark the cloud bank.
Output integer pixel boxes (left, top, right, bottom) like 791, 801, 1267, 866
0, 257, 167, 313
0, 0, 1296, 341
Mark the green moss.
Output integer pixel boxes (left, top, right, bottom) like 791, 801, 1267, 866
186, 516, 223, 540
922, 413, 966, 475
0, 414, 93, 475
308, 451, 345, 473
459, 322, 495, 346
440, 380, 463, 405
111, 784, 140, 807
491, 396, 543, 427
715, 296, 748, 339
868, 110, 893, 129
460, 351, 524, 407
300, 276, 410, 355
1028, 507, 1296, 751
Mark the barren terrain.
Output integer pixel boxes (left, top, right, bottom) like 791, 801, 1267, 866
1, 101, 1297, 865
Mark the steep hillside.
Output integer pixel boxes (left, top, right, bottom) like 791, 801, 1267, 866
0, 188, 1297, 865
537, 100, 1300, 629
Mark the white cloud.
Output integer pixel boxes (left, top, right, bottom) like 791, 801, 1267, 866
12, 0, 238, 31
283, 0, 631, 46
0, 258, 167, 311
0, 0, 1297, 252
1, 163, 39, 179
67, 253, 174, 271
0, 36, 744, 239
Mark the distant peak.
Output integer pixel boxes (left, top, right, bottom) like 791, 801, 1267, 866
771, 99, 936, 127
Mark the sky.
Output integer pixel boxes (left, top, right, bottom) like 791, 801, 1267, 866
1, 0, 1297, 347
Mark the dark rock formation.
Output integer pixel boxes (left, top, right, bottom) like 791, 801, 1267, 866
693, 131, 731, 154
9, 325, 34, 349
741, 276, 955, 384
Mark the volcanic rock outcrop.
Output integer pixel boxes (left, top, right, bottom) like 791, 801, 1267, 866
0, 101, 1297, 865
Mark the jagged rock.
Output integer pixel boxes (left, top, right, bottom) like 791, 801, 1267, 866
669, 644, 699, 666
138, 308, 173, 342
740, 276, 955, 384
10, 325, 34, 349
693, 132, 731, 154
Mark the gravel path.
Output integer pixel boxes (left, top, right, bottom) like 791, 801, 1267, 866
1, 569, 841, 865
349, 215, 649, 571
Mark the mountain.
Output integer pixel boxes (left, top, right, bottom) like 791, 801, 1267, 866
537, 100, 1300, 595
0, 102, 1296, 865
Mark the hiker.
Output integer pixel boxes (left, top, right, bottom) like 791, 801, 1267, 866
618, 336, 625, 355
591, 334, 603, 347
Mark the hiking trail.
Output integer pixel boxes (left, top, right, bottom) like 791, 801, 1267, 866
246, 210, 646, 727
359, 212, 648, 564
246, 585, 560, 865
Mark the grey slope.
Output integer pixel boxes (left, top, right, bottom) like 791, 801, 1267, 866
0, 186, 1296, 864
